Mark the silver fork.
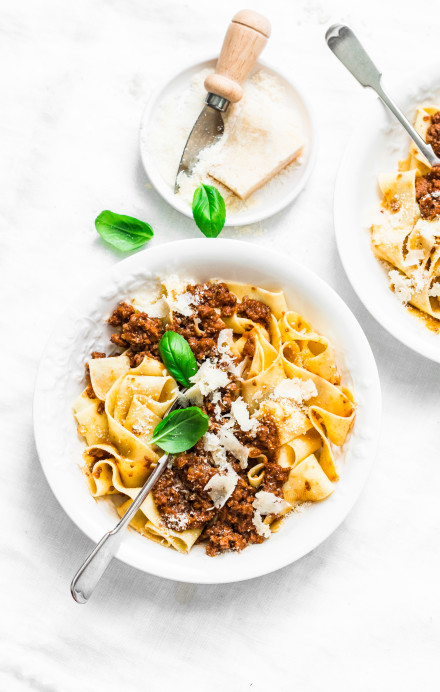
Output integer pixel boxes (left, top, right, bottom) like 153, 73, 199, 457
70, 452, 169, 603
325, 24, 440, 167
70, 396, 183, 604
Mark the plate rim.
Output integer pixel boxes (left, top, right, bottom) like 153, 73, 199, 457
334, 93, 440, 363
33, 238, 381, 584
139, 54, 318, 227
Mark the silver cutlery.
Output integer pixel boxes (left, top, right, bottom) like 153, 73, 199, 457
325, 24, 440, 167
70, 452, 170, 603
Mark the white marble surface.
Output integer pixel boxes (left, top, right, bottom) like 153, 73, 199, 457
2, 0, 439, 690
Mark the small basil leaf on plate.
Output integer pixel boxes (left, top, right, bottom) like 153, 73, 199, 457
150, 407, 209, 454
95, 210, 154, 251
192, 184, 226, 238
159, 331, 198, 388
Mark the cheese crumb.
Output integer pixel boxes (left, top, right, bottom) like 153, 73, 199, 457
204, 465, 238, 508
231, 397, 258, 434
189, 359, 229, 396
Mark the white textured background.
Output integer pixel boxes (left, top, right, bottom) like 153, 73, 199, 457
2, 0, 440, 690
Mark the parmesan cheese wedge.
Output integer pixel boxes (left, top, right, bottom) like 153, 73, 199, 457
209, 108, 304, 200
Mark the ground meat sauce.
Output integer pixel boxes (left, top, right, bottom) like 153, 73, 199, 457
416, 166, 440, 220
242, 331, 256, 358
88, 283, 292, 556
168, 282, 236, 361
202, 478, 263, 556
426, 111, 440, 157
237, 296, 271, 327
154, 449, 216, 531
236, 415, 279, 455
203, 380, 239, 421
415, 111, 440, 220
108, 302, 164, 367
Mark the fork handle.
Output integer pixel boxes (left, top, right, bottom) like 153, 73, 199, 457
70, 454, 169, 604
326, 23, 440, 166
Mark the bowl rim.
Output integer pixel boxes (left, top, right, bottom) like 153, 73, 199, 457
334, 91, 440, 363
139, 54, 318, 227
33, 238, 381, 583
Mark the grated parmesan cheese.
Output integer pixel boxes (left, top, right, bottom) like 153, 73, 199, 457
204, 465, 238, 508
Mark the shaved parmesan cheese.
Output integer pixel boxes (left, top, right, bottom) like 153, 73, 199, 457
217, 329, 234, 358
404, 249, 424, 266
218, 428, 250, 469
203, 432, 227, 467
253, 491, 290, 515
204, 465, 238, 508
189, 360, 229, 395
163, 275, 197, 316
272, 378, 317, 403
182, 384, 203, 407
252, 511, 271, 538
429, 282, 440, 297
130, 280, 169, 319
388, 270, 413, 303
209, 72, 304, 200
231, 397, 258, 434
172, 291, 197, 317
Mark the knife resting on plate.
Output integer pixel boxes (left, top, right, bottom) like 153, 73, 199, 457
175, 9, 271, 191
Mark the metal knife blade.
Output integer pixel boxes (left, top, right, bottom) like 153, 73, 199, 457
175, 104, 224, 192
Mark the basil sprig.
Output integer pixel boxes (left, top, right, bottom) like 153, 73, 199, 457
159, 331, 197, 388
150, 407, 209, 453
95, 210, 154, 251
192, 184, 226, 238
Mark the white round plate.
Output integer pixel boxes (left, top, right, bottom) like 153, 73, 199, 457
334, 72, 440, 362
34, 239, 381, 584
139, 57, 317, 226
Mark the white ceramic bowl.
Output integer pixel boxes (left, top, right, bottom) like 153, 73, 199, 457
334, 72, 440, 362
139, 57, 317, 226
34, 238, 381, 584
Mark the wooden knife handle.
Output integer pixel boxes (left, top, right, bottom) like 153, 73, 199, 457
204, 10, 271, 104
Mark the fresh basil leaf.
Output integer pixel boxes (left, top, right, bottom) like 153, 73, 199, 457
150, 407, 209, 454
192, 184, 226, 238
95, 210, 154, 251
159, 331, 197, 388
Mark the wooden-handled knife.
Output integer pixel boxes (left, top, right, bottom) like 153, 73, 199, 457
175, 10, 271, 191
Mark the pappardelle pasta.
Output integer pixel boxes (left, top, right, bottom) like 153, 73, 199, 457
73, 279, 356, 556
371, 105, 440, 330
